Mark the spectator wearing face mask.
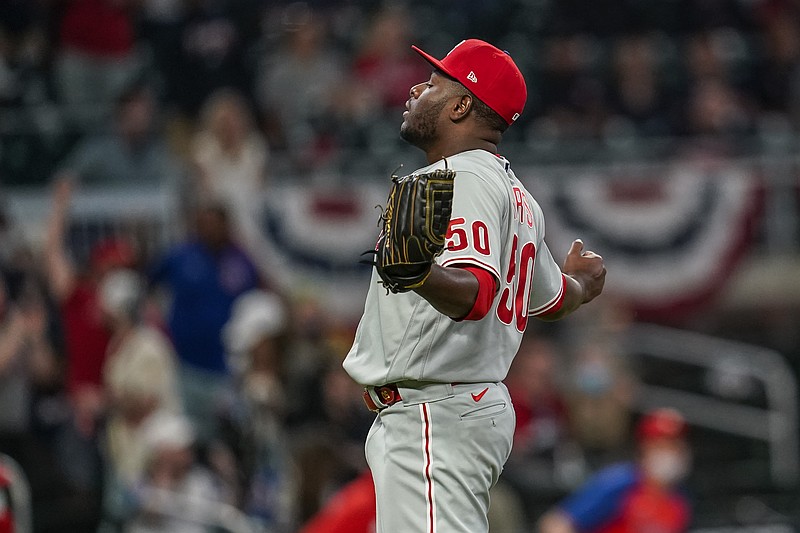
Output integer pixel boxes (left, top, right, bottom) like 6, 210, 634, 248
98, 269, 182, 528
126, 411, 224, 533
221, 289, 296, 530
536, 408, 692, 533
565, 337, 636, 469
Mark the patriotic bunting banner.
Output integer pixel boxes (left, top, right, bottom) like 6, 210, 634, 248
523, 159, 763, 318
258, 158, 764, 321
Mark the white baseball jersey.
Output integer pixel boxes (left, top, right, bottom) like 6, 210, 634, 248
344, 149, 566, 386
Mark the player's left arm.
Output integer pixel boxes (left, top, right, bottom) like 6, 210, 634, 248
414, 264, 488, 319
538, 239, 606, 322
414, 169, 503, 319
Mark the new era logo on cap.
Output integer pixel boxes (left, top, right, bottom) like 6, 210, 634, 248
411, 39, 527, 125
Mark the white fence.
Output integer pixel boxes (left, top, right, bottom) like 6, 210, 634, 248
628, 324, 799, 488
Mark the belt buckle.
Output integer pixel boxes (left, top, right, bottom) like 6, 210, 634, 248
363, 385, 402, 412
377, 385, 398, 406
363, 390, 380, 412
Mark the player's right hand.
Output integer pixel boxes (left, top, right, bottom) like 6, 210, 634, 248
563, 239, 606, 303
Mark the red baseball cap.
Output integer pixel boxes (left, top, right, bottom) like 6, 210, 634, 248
411, 39, 527, 125
636, 408, 688, 442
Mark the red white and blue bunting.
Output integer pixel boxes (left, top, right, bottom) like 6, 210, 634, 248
255, 159, 763, 321
522, 158, 763, 318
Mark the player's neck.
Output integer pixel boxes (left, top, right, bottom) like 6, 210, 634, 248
424, 138, 498, 163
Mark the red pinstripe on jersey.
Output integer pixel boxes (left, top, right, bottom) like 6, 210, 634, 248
421, 403, 436, 533
529, 273, 567, 317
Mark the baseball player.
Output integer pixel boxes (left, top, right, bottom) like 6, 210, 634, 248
344, 38, 606, 533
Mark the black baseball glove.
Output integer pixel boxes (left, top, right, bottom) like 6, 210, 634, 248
363, 167, 456, 293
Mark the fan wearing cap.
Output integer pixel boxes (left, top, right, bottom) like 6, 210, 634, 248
537, 408, 692, 533
44, 177, 139, 440
343, 39, 606, 533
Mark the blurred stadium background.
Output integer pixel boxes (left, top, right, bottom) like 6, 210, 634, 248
1, 0, 799, 532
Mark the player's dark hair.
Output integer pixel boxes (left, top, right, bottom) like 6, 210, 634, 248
466, 89, 509, 133
435, 69, 509, 133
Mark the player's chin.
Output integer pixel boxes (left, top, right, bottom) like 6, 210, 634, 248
399, 121, 411, 139
399, 119, 431, 148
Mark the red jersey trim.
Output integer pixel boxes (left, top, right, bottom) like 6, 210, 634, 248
529, 273, 567, 317
440, 257, 500, 282
457, 267, 496, 321
421, 404, 436, 532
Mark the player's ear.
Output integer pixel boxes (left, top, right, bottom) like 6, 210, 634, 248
450, 94, 473, 122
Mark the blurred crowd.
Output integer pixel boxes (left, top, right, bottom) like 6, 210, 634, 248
1, 0, 800, 531
0, 175, 665, 532
3, 0, 800, 186
0, 173, 377, 532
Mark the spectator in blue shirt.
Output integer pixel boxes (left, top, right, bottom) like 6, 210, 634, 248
149, 199, 262, 440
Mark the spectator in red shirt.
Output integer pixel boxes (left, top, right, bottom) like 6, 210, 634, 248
350, 4, 430, 112
44, 177, 137, 440
40, 178, 139, 529
55, 0, 144, 130
537, 408, 692, 533
506, 335, 570, 457
0, 465, 13, 533
297, 469, 376, 533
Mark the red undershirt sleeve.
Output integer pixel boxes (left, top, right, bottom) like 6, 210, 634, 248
456, 266, 498, 322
